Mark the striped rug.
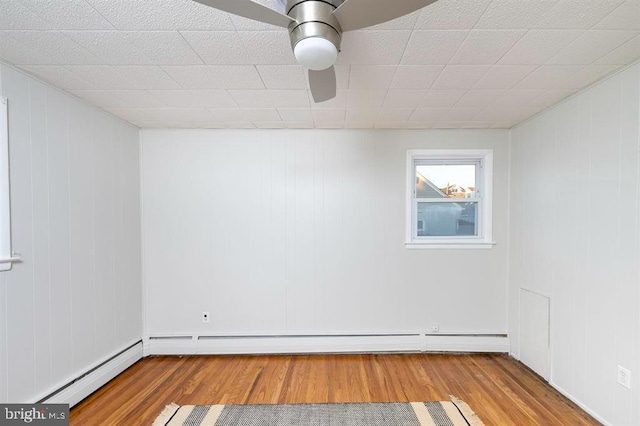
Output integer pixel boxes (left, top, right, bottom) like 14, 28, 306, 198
153, 397, 484, 426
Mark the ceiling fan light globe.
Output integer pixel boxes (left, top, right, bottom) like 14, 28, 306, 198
294, 37, 338, 71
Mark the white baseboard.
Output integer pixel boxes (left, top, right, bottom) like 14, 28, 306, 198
550, 381, 610, 426
144, 334, 510, 355
43, 342, 143, 407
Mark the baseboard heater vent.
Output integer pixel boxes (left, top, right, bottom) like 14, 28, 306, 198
198, 334, 421, 340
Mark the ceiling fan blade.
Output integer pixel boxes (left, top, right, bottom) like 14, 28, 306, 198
193, 0, 296, 28
333, 0, 438, 32
309, 67, 337, 103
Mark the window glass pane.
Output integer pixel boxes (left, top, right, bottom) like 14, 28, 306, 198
416, 164, 477, 199
417, 202, 478, 236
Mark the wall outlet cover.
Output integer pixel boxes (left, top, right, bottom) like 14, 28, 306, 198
617, 365, 631, 389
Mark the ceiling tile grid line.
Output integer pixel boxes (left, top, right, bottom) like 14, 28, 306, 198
1, 0, 638, 129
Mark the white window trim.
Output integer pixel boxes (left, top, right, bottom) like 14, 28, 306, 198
0, 97, 17, 271
405, 149, 494, 250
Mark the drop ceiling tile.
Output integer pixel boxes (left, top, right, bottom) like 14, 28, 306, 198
455, 90, 507, 107
462, 122, 494, 129
346, 109, 380, 122
374, 122, 407, 129
475, 0, 559, 29
85, 0, 235, 30
161, 65, 264, 89
179, 31, 249, 65
208, 108, 280, 122
315, 122, 345, 129
308, 90, 348, 108
67, 65, 181, 89
491, 89, 547, 107
366, 10, 421, 30
142, 108, 214, 122
594, 0, 640, 29
63, 31, 149, 64
449, 30, 526, 65
472, 65, 538, 89
473, 107, 540, 122
312, 109, 346, 122
0, 1, 52, 30
278, 108, 312, 122
431, 121, 466, 129
556, 64, 620, 89
257, 65, 307, 89
269, 90, 310, 107
383, 90, 427, 108
346, 90, 388, 108
1, 30, 99, 65
19, 0, 115, 30
68, 90, 123, 109
414, 0, 491, 29
431, 65, 492, 89
377, 108, 414, 122
401, 30, 468, 65
106, 108, 154, 121
408, 108, 447, 122
419, 90, 467, 107
254, 121, 286, 129
349, 65, 397, 89
403, 121, 435, 129
147, 90, 237, 108
345, 122, 375, 129
390, 66, 444, 89
498, 30, 584, 64
528, 89, 574, 108
547, 30, 637, 64
337, 31, 412, 65
596, 35, 640, 64
440, 107, 482, 122
534, 0, 624, 29
238, 31, 296, 65
285, 121, 314, 129
514, 65, 584, 89
228, 89, 274, 108
20, 65, 97, 89
105, 90, 167, 108
122, 31, 204, 65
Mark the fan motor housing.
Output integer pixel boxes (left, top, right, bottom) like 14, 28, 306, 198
287, 0, 343, 53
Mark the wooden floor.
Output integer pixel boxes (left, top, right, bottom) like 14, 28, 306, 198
71, 354, 598, 425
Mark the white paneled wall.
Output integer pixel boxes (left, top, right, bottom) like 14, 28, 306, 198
509, 63, 640, 426
142, 129, 509, 338
0, 63, 142, 403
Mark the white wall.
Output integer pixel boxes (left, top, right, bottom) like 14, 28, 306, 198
141, 129, 509, 340
509, 63, 640, 425
0, 63, 142, 403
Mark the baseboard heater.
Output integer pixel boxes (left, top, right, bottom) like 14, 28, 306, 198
144, 333, 509, 355
36, 340, 143, 407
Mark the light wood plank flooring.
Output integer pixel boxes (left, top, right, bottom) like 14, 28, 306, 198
71, 354, 598, 425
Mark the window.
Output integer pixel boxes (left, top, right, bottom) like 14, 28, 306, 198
406, 149, 493, 249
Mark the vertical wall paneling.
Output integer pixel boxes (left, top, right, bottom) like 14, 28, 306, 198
0, 62, 142, 404
142, 129, 510, 338
509, 63, 640, 426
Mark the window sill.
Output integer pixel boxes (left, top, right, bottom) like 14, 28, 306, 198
405, 242, 495, 250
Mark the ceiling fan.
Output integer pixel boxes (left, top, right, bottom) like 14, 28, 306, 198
193, 0, 438, 102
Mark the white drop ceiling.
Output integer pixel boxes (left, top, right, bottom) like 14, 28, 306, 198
1, 0, 639, 129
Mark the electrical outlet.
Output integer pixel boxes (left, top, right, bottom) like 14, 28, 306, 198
202, 311, 210, 324
430, 325, 439, 333
617, 365, 631, 389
